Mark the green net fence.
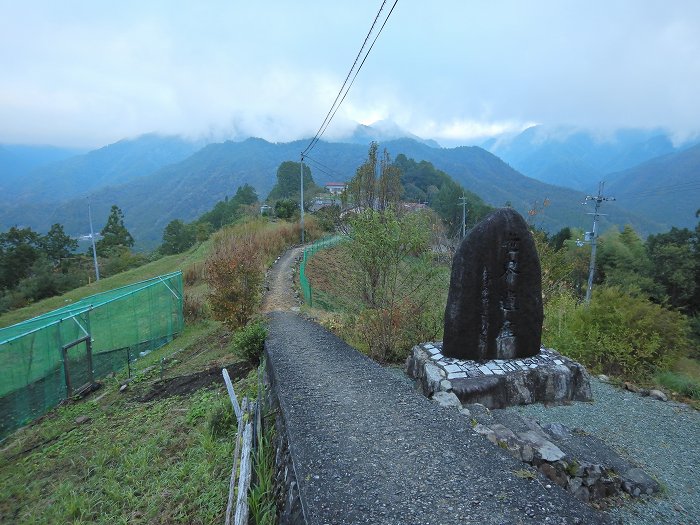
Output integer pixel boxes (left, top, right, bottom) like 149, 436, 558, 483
299, 235, 345, 307
0, 271, 184, 439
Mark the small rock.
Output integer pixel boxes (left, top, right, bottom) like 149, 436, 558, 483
574, 486, 590, 502
432, 391, 462, 408
440, 379, 453, 392
597, 374, 610, 382
517, 430, 566, 462
622, 467, 660, 495
623, 381, 640, 393
648, 389, 668, 402
119, 384, 128, 393
458, 407, 471, 417
568, 477, 583, 493
583, 464, 603, 486
541, 422, 571, 440
539, 463, 568, 487
520, 444, 534, 463
75, 415, 90, 425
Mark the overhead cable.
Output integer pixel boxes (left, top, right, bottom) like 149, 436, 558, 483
302, 0, 399, 157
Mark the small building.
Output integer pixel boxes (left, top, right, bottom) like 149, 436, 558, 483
325, 182, 347, 195
401, 202, 429, 213
260, 204, 273, 215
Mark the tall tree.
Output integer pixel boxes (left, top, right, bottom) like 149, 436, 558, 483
96, 205, 134, 256
0, 227, 41, 289
40, 223, 78, 265
377, 149, 402, 212
267, 161, 314, 201
160, 219, 195, 255
647, 226, 698, 311
347, 142, 378, 210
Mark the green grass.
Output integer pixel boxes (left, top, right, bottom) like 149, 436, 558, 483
0, 318, 251, 524
654, 357, 700, 401
0, 241, 211, 329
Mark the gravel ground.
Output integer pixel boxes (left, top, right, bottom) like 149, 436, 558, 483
510, 380, 700, 525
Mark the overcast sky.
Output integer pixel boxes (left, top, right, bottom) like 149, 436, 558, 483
1, 0, 699, 148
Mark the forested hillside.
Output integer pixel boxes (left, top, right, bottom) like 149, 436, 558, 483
606, 143, 700, 229
1, 136, 667, 249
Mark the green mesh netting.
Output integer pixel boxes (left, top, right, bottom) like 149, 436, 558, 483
0, 271, 183, 439
299, 235, 344, 307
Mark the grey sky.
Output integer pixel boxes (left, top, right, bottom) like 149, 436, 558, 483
1, 0, 699, 148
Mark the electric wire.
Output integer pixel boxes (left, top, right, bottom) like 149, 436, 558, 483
302, 1, 387, 157
614, 180, 700, 199
302, 154, 346, 180
302, 0, 398, 158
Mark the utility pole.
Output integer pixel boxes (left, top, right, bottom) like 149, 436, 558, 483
458, 193, 468, 239
88, 201, 100, 281
300, 154, 305, 244
584, 181, 615, 304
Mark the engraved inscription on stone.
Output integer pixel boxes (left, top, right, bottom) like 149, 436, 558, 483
443, 208, 543, 360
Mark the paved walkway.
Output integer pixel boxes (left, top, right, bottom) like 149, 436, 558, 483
265, 311, 609, 524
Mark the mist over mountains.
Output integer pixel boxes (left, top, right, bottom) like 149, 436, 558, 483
0, 122, 697, 250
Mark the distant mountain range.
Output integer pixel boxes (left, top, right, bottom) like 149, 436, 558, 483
341, 120, 441, 148
606, 142, 700, 228
0, 144, 84, 194
1, 124, 697, 250
483, 126, 696, 192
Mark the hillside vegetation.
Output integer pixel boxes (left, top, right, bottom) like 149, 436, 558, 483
1, 134, 672, 249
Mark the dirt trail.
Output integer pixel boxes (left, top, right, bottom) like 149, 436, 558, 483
261, 245, 305, 313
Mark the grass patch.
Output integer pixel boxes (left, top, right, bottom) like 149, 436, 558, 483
0, 316, 252, 524
0, 386, 238, 524
0, 241, 211, 329
655, 370, 700, 400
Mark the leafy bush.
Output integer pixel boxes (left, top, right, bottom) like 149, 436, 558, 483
231, 320, 267, 364
204, 218, 324, 330
183, 292, 207, 323
206, 396, 237, 438
544, 286, 691, 382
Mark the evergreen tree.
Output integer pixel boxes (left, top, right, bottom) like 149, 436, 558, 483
40, 223, 78, 265
0, 227, 41, 289
96, 205, 134, 256
160, 219, 195, 255
267, 161, 314, 201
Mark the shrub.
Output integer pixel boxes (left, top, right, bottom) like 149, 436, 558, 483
206, 396, 236, 438
231, 320, 267, 364
545, 286, 691, 382
183, 292, 207, 323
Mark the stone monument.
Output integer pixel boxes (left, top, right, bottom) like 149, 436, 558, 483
442, 208, 543, 360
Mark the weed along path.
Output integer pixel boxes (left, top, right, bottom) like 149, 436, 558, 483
262, 248, 609, 524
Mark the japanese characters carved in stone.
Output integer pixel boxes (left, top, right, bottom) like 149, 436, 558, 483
442, 208, 543, 360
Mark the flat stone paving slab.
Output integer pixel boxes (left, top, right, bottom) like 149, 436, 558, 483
265, 312, 608, 524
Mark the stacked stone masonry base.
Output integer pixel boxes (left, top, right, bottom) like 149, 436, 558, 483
407, 342, 592, 408
406, 342, 660, 504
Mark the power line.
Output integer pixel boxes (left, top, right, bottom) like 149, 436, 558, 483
615, 180, 700, 199
302, 154, 346, 179
301, 0, 398, 157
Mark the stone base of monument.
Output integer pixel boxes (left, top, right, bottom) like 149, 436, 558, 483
406, 342, 592, 409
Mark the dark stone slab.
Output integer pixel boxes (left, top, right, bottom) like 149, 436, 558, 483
443, 208, 543, 360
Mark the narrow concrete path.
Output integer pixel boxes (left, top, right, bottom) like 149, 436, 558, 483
261, 245, 304, 314
263, 248, 608, 524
